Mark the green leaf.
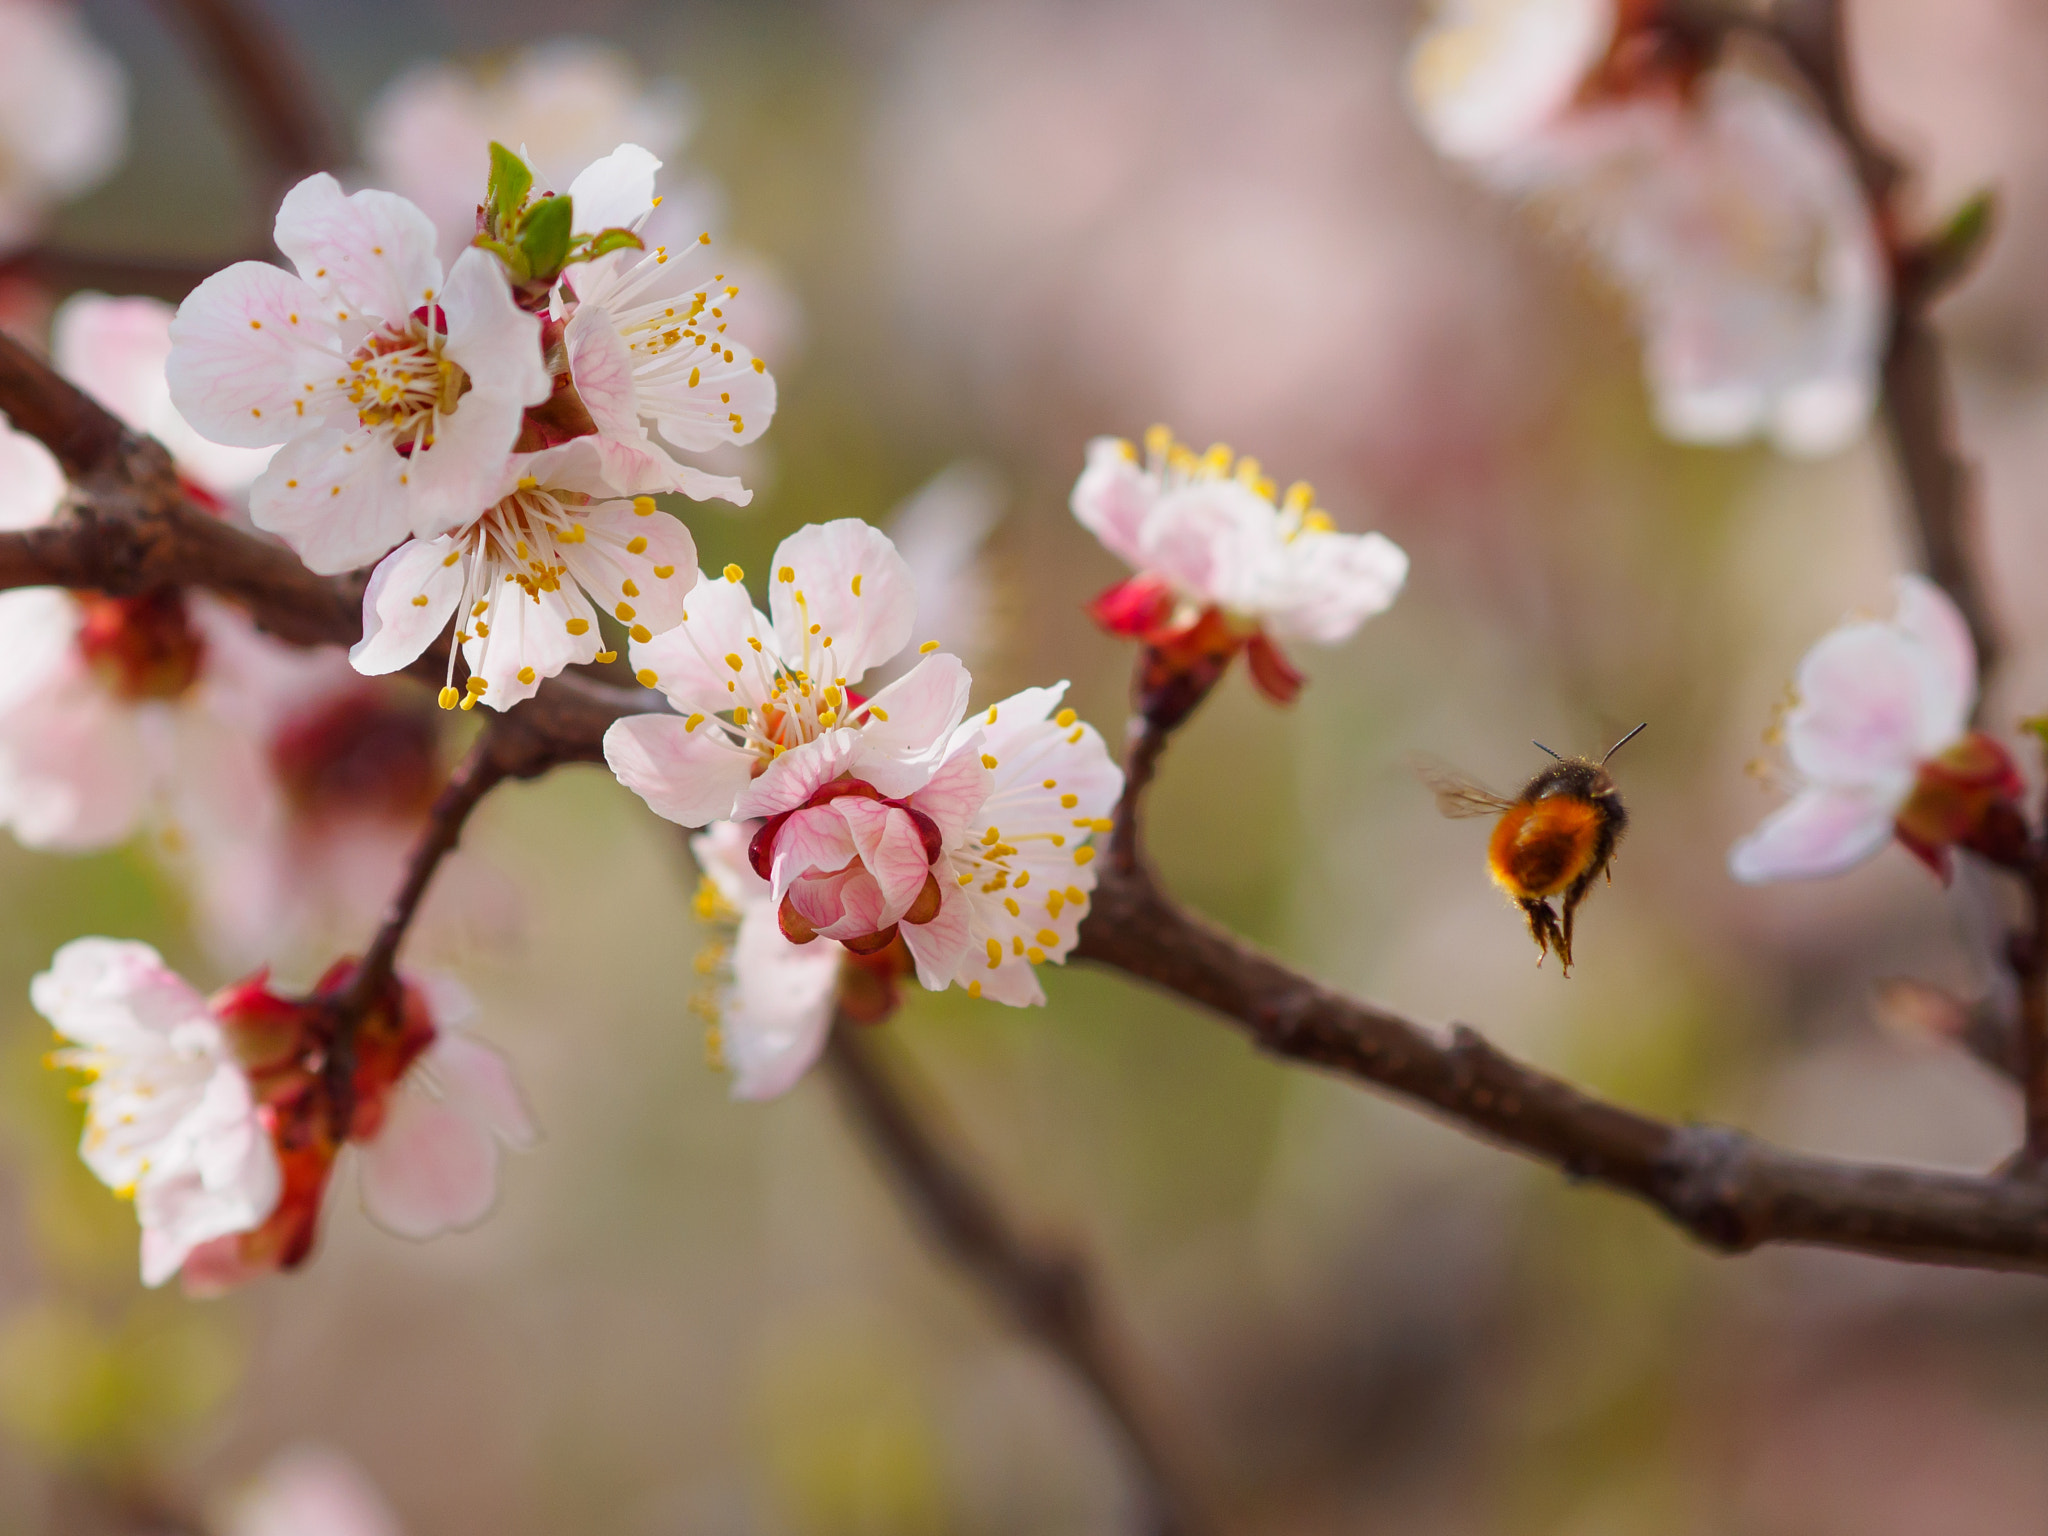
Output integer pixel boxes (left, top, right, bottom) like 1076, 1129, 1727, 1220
566, 226, 645, 265
486, 142, 533, 233
517, 193, 574, 282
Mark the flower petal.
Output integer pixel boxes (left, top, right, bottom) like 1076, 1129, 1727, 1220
274, 172, 442, 324
603, 711, 756, 828
350, 535, 463, 676
1069, 437, 1153, 569
166, 262, 336, 448
1728, 784, 1898, 883
566, 143, 660, 233
768, 519, 916, 687
1258, 528, 1410, 645
250, 428, 416, 574
427, 1032, 537, 1151
0, 423, 62, 529
900, 872, 972, 992
358, 1089, 498, 1239
722, 902, 840, 1100
1891, 573, 1976, 754
1785, 621, 1933, 789
558, 498, 698, 637
848, 652, 974, 797
628, 567, 779, 718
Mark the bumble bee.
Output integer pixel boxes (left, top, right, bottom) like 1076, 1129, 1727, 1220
1415, 724, 1645, 975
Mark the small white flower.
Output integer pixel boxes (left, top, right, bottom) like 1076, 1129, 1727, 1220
54, 292, 273, 496
549, 145, 778, 504
364, 39, 696, 263
1731, 575, 1992, 883
167, 173, 551, 574
1072, 427, 1408, 649
31, 938, 281, 1288
608, 519, 1123, 1029
356, 976, 537, 1241
0, 0, 126, 252
1497, 71, 1887, 456
690, 819, 844, 1100
1405, 0, 1615, 162
351, 437, 700, 711
227, 1445, 402, 1536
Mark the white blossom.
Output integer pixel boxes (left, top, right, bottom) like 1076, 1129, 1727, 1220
31, 938, 280, 1288
168, 173, 550, 574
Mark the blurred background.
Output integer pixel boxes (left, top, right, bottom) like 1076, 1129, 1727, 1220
7, 0, 2048, 1531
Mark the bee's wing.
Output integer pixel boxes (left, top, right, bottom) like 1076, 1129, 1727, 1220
1409, 755, 1516, 819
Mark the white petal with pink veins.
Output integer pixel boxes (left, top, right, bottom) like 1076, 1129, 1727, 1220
604, 712, 757, 828
768, 519, 916, 687
723, 901, 841, 1101
787, 864, 889, 941
463, 577, 591, 710
1728, 784, 1897, 883
274, 173, 442, 324
350, 534, 464, 676
441, 246, 550, 408
629, 570, 779, 718
558, 499, 698, 635
1069, 438, 1153, 569
767, 804, 860, 903
849, 652, 973, 796
833, 798, 932, 918
900, 874, 972, 991
734, 732, 862, 822
166, 263, 338, 447
645, 341, 776, 452
250, 428, 417, 574
905, 738, 993, 851
358, 1090, 498, 1239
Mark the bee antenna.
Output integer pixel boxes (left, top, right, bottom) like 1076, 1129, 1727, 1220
1531, 740, 1562, 760
1601, 721, 1649, 765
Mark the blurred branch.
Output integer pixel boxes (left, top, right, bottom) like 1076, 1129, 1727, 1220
823, 1020, 1214, 1536
1768, 0, 2001, 682
0, 247, 234, 302
148, 0, 341, 204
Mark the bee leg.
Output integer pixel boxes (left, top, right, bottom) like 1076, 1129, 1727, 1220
1518, 898, 1560, 968
1559, 870, 1601, 975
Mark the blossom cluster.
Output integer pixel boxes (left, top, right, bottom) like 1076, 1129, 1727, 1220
1406, 0, 1889, 456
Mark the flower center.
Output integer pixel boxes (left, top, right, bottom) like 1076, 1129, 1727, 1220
74, 590, 206, 701
346, 305, 469, 452
268, 688, 441, 824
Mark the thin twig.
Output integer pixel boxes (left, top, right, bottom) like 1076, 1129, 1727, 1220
147, 0, 340, 202
337, 724, 511, 1020
1110, 715, 1168, 876
822, 1020, 1214, 1536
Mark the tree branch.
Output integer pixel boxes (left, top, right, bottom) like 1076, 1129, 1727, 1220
822, 1020, 1214, 1536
